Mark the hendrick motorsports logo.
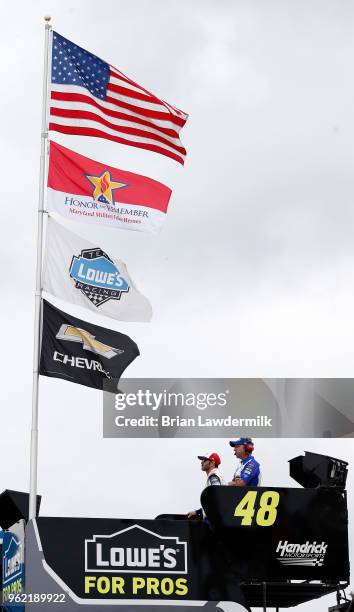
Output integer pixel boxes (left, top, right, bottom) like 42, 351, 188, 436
69, 248, 129, 307
276, 540, 328, 566
85, 524, 188, 574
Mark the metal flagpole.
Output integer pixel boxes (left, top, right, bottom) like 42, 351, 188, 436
29, 16, 53, 520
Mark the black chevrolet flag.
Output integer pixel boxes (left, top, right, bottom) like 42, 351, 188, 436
40, 300, 139, 389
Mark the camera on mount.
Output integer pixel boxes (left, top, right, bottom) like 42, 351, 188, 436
289, 451, 348, 489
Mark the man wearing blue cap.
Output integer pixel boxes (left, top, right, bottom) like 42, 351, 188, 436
228, 437, 261, 487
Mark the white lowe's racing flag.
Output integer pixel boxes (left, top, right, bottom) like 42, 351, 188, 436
43, 217, 152, 322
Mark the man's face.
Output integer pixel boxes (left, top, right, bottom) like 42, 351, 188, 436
201, 458, 213, 472
234, 444, 246, 459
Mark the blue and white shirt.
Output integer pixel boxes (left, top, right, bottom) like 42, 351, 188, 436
234, 456, 261, 486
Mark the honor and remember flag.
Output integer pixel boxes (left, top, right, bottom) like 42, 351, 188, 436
50, 32, 188, 165
47, 141, 172, 234
43, 217, 152, 323
40, 300, 139, 389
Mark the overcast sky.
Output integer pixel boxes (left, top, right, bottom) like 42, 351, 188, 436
1, 1, 354, 610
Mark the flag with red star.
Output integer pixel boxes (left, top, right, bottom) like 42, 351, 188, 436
47, 141, 172, 234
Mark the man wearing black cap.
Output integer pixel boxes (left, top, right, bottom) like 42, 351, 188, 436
187, 452, 225, 519
228, 438, 261, 487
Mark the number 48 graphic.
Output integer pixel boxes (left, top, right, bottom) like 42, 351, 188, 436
234, 491, 280, 526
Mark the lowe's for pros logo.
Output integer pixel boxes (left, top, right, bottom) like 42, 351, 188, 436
2, 535, 22, 585
85, 525, 188, 574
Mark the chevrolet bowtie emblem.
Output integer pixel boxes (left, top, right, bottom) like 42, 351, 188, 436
56, 325, 123, 359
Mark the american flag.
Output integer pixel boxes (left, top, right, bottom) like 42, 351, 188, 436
50, 32, 188, 165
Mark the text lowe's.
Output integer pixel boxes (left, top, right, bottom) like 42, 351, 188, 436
40, 300, 139, 389
43, 217, 152, 322
47, 141, 172, 234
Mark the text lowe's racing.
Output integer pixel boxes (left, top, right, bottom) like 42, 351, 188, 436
23, 452, 350, 610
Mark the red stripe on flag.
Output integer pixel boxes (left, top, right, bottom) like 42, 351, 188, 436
106, 88, 186, 128
49, 123, 185, 165
50, 107, 186, 156
105, 93, 186, 128
50, 91, 181, 138
109, 67, 187, 119
108, 82, 165, 105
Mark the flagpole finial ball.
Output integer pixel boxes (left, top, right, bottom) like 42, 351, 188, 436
44, 15, 51, 22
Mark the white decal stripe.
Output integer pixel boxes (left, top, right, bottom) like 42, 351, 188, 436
32, 518, 43, 553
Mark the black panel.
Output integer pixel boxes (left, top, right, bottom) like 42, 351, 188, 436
0, 490, 41, 529
34, 485, 349, 608
201, 486, 349, 582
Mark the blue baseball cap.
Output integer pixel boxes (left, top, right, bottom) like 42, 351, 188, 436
229, 437, 253, 447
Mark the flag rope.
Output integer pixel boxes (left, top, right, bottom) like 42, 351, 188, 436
29, 17, 53, 520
